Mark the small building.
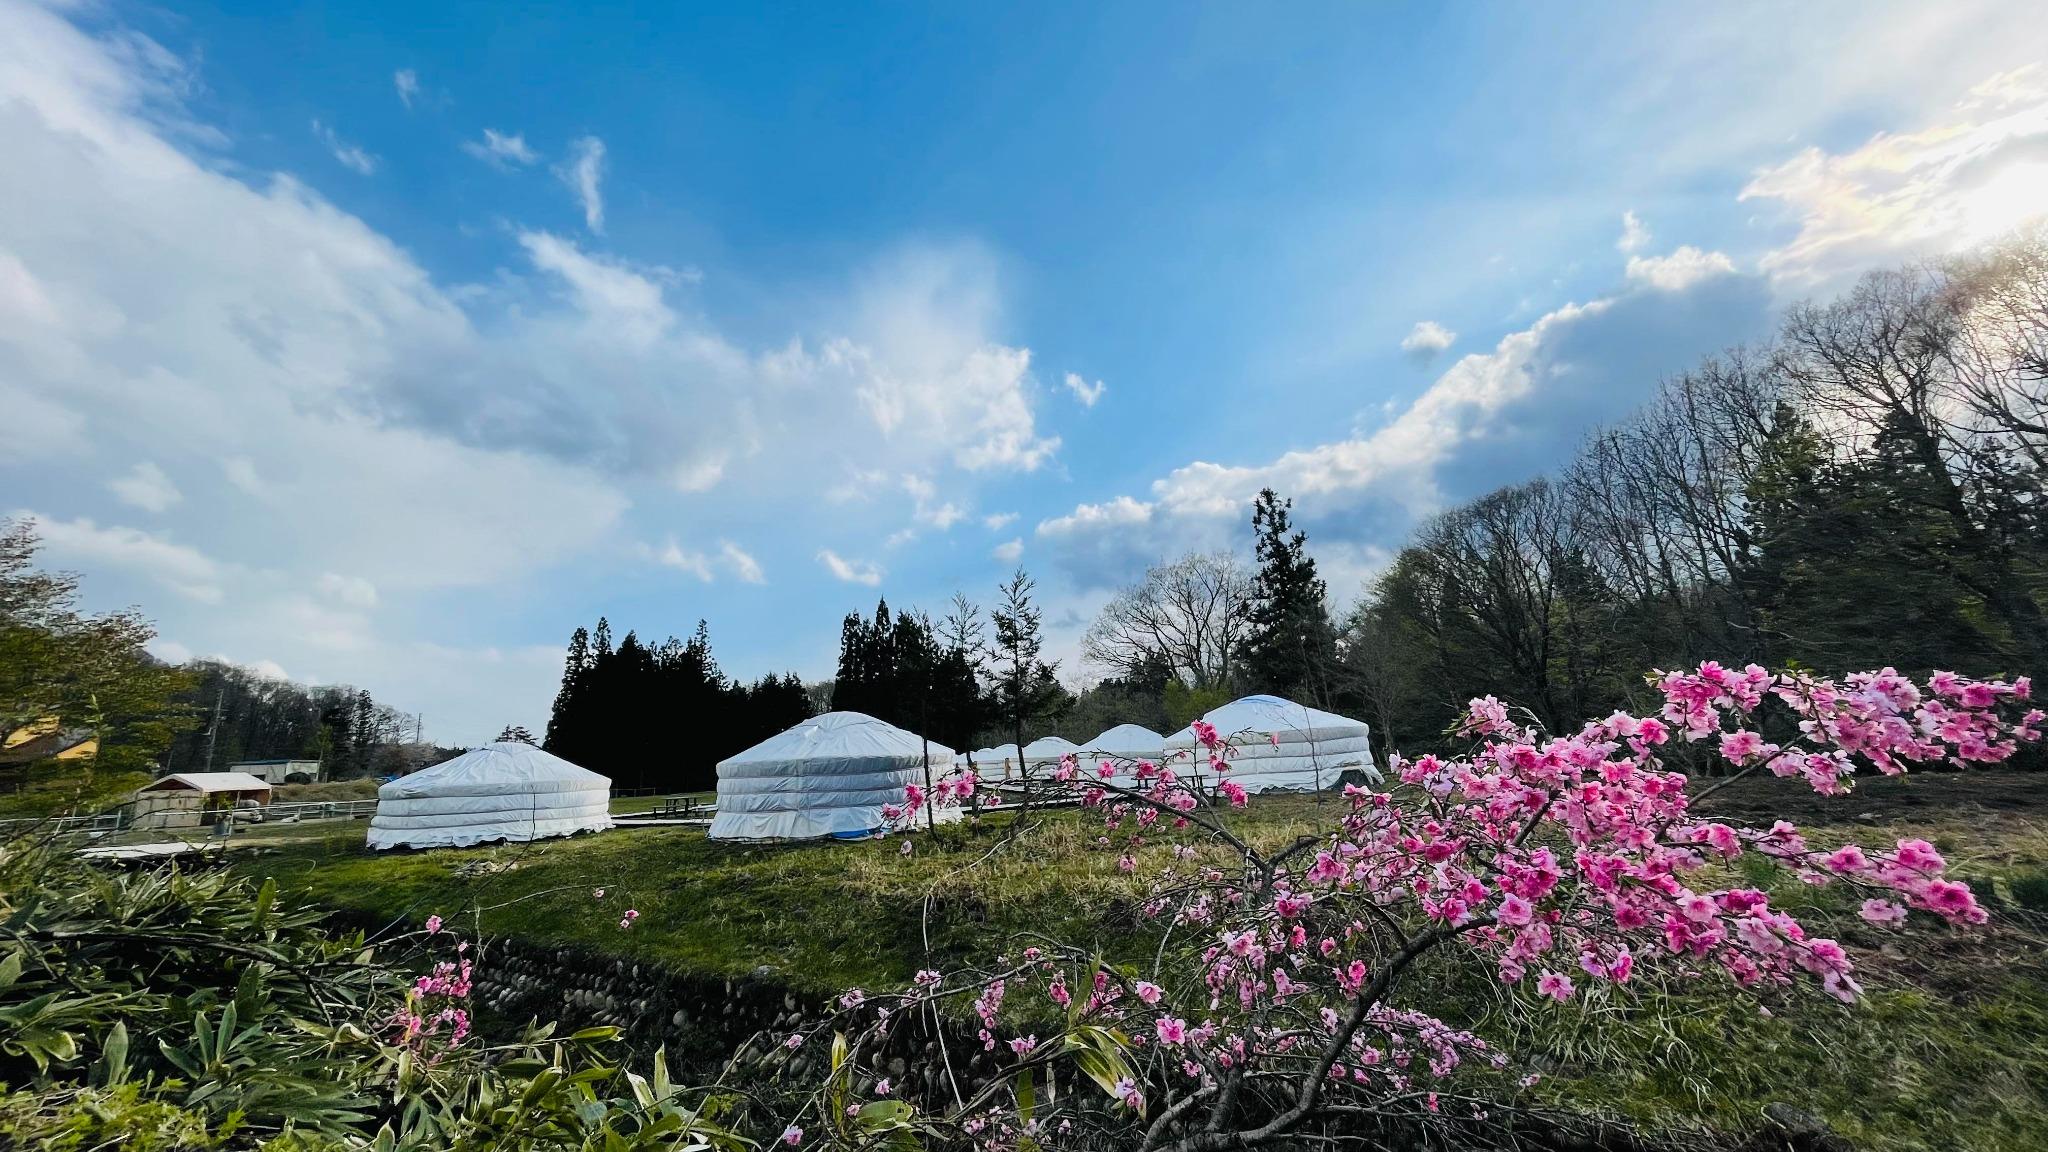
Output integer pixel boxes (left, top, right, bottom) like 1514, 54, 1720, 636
131, 772, 275, 831
229, 758, 322, 784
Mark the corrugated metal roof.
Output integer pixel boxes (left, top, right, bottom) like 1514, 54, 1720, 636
139, 772, 274, 793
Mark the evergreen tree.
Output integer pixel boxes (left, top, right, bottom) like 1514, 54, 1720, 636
990, 569, 1069, 805
831, 612, 869, 716
496, 724, 537, 745
537, 614, 811, 794
544, 626, 590, 754
1242, 488, 1337, 702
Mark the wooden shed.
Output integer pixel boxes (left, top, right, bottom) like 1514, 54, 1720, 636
131, 772, 274, 831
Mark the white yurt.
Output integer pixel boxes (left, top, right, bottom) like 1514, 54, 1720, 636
1018, 735, 1080, 775
710, 712, 956, 841
366, 742, 613, 850
1078, 724, 1168, 764
1165, 696, 1380, 793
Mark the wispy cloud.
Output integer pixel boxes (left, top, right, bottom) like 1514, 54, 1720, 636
983, 511, 1018, 530
556, 136, 606, 233
393, 69, 420, 109
992, 537, 1023, 562
1743, 65, 2048, 287
649, 538, 766, 584
311, 119, 376, 175
817, 548, 883, 586
1063, 371, 1106, 407
20, 512, 224, 603
463, 128, 539, 168
721, 540, 766, 584
108, 461, 181, 512
1617, 210, 1651, 253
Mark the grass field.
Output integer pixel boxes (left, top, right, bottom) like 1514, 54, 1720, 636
230, 772, 2048, 1151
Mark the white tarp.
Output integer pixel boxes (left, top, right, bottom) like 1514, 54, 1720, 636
710, 712, 956, 841
1078, 724, 1167, 763
367, 742, 613, 850
1164, 695, 1380, 793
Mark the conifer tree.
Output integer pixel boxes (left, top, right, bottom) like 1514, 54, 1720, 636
1242, 488, 1337, 702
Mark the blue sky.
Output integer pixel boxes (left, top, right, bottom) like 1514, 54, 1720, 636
6, 0, 2048, 742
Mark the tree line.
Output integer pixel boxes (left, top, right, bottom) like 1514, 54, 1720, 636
4, 519, 445, 810
1063, 233, 2047, 768
1335, 234, 2048, 758
160, 661, 459, 780
543, 618, 814, 792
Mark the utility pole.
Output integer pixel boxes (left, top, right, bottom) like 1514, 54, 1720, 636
201, 690, 224, 770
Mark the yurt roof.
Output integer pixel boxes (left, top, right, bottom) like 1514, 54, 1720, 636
719, 711, 953, 768
1166, 695, 1368, 746
1081, 724, 1167, 755
377, 742, 609, 800
1021, 735, 1080, 758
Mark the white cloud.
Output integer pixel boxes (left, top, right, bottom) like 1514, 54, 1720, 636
900, 472, 967, 530
653, 540, 714, 581
1063, 371, 1106, 407
19, 511, 224, 603
818, 548, 883, 586
829, 245, 1060, 473
1617, 210, 1652, 253
463, 128, 539, 167
671, 455, 726, 493
149, 638, 192, 665
316, 571, 379, 609
1036, 267, 1773, 587
648, 538, 766, 584
983, 511, 1017, 530
557, 136, 606, 233
1744, 65, 2048, 287
393, 69, 420, 109
1399, 320, 1457, 361
0, 4, 1068, 739
518, 230, 676, 346
992, 537, 1023, 563
310, 119, 376, 175
720, 540, 765, 584
1037, 494, 1155, 537
107, 460, 180, 512
1624, 245, 1738, 291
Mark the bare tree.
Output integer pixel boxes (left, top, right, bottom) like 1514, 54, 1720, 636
1082, 551, 1254, 691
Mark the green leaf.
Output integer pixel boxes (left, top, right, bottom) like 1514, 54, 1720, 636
0, 948, 23, 990
856, 1099, 913, 1129
97, 1020, 130, 1087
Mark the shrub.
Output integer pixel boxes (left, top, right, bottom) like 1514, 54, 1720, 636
0, 841, 756, 1150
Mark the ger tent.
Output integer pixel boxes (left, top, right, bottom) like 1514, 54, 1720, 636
1078, 724, 1167, 764
1165, 696, 1380, 793
367, 742, 612, 850
1019, 735, 1079, 774
711, 712, 956, 841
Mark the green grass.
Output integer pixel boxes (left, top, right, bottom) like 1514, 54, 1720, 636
227, 777, 2048, 1151
608, 791, 716, 815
